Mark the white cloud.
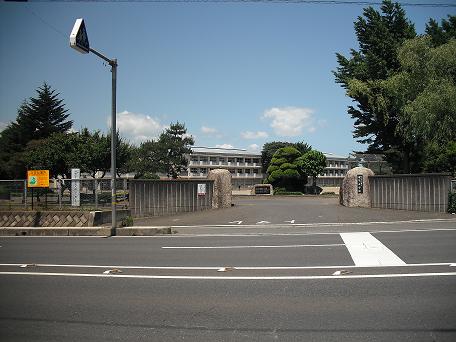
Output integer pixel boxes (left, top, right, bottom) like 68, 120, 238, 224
216, 144, 234, 149
247, 144, 260, 152
201, 126, 217, 134
201, 125, 222, 139
112, 111, 165, 144
262, 106, 316, 136
241, 131, 268, 139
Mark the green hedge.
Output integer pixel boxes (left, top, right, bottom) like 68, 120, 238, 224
448, 192, 456, 214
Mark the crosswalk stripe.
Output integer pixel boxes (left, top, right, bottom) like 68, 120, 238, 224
340, 232, 406, 266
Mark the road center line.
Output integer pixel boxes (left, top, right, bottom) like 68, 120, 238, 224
0, 262, 452, 270
1, 271, 455, 280
340, 232, 406, 266
161, 244, 345, 249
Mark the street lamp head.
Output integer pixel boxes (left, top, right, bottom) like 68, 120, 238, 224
70, 18, 90, 54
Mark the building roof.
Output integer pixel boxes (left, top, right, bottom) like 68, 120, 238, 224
323, 152, 349, 160
191, 147, 261, 157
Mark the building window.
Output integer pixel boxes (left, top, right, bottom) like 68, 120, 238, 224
190, 168, 198, 173
236, 158, 243, 163
228, 157, 235, 163
253, 158, 259, 164
210, 157, 217, 162
229, 169, 235, 174
237, 169, 243, 173
200, 168, 207, 174
245, 169, 251, 174
191, 156, 198, 162
253, 169, 259, 174
200, 157, 208, 162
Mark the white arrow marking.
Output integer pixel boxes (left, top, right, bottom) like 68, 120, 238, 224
229, 221, 243, 225
284, 220, 295, 224
256, 221, 270, 225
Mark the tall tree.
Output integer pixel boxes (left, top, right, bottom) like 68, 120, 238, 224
426, 15, 456, 47
0, 83, 72, 179
296, 150, 327, 193
12, 82, 73, 143
157, 122, 194, 179
334, 0, 416, 172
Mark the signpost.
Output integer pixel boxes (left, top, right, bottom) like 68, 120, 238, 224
71, 168, 80, 207
197, 184, 207, 196
27, 170, 49, 188
70, 18, 118, 234
27, 170, 49, 210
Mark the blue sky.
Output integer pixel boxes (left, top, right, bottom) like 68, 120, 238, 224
0, 1, 453, 156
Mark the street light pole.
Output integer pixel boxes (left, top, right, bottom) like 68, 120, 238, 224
70, 19, 118, 235
89, 48, 118, 235
110, 58, 117, 234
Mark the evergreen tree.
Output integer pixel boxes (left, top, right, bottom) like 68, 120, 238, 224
426, 15, 456, 47
334, 0, 416, 172
0, 83, 72, 179
12, 82, 72, 143
261, 141, 311, 173
265, 147, 306, 191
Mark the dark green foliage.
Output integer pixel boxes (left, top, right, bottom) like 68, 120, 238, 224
266, 147, 306, 191
131, 122, 194, 179
448, 192, 456, 214
426, 15, 456, 47
296, 150, 327, 192
273, 188, 303, 196
23, 129, 132, 179
424, 141, 456, 176
334, 0, 416, 172
158, 122, 194, 179
0, 83, 72, 179
261, 141, 311, 173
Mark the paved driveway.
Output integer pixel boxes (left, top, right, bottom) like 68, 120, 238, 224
133, 196, 452, 227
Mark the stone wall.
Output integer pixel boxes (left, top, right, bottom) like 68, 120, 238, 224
0, 209, 130, 227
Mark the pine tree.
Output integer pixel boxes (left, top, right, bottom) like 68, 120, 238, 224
0, 82, 72, 178
13, 82, 73, 143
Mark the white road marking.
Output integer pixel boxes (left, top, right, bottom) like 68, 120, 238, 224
1, 271, 455, 280
163, 227, 456, 238
228, 221, 243, 225
167, 218, 456, 229
284, 220, 295, 224
256, 221, 271, 225
0, 262, 452, 270
161, 243, 344, 249
340, 232, 406, 266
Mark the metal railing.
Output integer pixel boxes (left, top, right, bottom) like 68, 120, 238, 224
0, 178, 129, 210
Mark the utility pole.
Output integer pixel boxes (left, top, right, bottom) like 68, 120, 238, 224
70, 18, 118, 235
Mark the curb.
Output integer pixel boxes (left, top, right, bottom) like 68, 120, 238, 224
0, 227, 172, 237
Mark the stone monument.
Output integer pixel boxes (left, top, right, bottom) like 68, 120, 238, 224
208, 169, 232, 209
340, 167, 374, 208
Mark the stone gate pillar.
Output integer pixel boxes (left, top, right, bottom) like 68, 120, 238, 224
208, 169, 232, 209
340, 167, 374, 208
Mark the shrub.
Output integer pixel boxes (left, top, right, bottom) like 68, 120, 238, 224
448, 192, 456, 214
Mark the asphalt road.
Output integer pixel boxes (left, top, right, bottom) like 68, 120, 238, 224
1, 219, 456, 341
133, 196, 452, 227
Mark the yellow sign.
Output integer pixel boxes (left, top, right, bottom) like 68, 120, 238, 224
27, 170, 50, 188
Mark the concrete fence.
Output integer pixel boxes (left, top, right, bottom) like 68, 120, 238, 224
369, 173, 452, 213
129, 179, 214, 218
